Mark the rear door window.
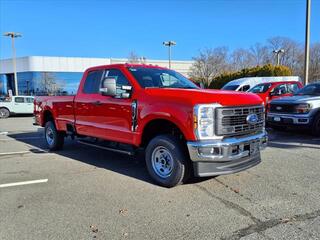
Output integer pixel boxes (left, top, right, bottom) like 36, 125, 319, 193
83, 70, 104, 94
272, 84, 287, 95
14, 97, 25, 103
287, 83, 299, 93
26, 97, 34, 103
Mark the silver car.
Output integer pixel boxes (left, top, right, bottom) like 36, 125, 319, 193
267, 82, 320, 135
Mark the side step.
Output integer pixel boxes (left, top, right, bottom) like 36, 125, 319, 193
78, 139, 136, 156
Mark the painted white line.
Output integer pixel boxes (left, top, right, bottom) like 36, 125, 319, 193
0, 179, 48, 188
0, 131, 8, 135
269, 141, 319, 148
0, 137, 43, 141
0, 151, 30, 156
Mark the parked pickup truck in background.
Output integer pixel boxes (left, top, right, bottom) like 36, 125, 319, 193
34, 64, 268, 187
248, 81, 303, 107
0, 96, 34, 118
267, 82, 320, 135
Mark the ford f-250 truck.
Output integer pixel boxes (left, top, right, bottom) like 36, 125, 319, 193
34, 64, 267, 187
267, 82, 320, 135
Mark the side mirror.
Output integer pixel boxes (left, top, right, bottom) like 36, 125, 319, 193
100, 77, 117, 96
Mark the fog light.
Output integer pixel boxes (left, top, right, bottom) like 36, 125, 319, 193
198, 147, 221, 156
231, 145, 239, 155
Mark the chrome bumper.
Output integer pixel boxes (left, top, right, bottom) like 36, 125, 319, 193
187, 132, 267, 177
267, 113, 311, 125
187, 132, 268, 162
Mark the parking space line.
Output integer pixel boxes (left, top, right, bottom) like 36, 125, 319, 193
0, 151, 31, 156
0, 132, 8, 135
0, 137, 43, 141
0, 179, 48, 188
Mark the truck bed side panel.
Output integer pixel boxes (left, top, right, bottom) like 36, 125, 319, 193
34, 96, 75, 131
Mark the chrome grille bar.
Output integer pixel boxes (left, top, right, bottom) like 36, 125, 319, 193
215, 105, 264, 136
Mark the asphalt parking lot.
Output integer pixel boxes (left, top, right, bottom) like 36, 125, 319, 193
0, 117, 319, 240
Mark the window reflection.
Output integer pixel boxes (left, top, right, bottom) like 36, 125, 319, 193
0, 72, 82, 96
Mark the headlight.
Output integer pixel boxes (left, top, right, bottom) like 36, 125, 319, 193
194, 104, 219, 140
294, 103, 312, 114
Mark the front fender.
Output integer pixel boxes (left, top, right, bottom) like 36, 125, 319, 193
136, 103, 195, 144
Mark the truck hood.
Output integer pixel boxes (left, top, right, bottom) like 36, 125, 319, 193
271, 95, 320, 104
144, 88, 263, 106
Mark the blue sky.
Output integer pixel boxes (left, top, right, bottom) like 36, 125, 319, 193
0, 0, 319, 60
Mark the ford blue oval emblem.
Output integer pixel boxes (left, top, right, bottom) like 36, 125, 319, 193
246, 114, 258, 125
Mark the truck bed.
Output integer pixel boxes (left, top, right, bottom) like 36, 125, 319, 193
34, 95, 75, 131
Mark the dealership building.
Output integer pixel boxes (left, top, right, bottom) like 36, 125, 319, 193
0, 56, 194, 96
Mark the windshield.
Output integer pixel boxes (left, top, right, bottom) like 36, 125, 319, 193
127, 67, 198, 89
249, 83, 272, 93
294, 83, 320, 96
222, 85, 239, 91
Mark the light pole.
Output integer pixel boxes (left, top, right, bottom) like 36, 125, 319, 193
163, 41, 176, 69
304, 0, 311, 85
3, 32, 22, 96
273, 49, 285, 66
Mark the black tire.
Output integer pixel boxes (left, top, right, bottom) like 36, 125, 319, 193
44, 121, 64, 150
311, 113, 320, 136
0, 108, 10, 119
145, 134, 191, 188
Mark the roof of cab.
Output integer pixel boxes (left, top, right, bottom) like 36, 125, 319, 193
85, 63, 168, 72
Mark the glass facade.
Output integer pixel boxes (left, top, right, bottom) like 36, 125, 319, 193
0, 71, 83, 96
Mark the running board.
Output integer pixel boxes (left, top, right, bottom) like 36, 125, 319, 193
78, 140, 135, 156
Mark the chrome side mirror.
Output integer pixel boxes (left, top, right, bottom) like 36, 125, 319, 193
100, 77, 117, 96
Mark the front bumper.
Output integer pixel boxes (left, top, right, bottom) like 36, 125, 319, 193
187, 132, 268, 177
267, 113, 311, 125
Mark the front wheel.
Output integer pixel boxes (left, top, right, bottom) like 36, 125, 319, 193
0, 108, 10, 119
45, 121, 65, 150
145, 134, 191, 188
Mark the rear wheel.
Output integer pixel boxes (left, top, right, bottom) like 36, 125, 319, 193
0, 108, 10, 119
145, 134, 191, 188
312, 113, 320, 136
45, 121, 64, 150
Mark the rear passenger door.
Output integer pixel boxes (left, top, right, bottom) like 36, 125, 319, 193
74, 70, 105, 136
25, 97, 34, 113
12, 97, 26, 113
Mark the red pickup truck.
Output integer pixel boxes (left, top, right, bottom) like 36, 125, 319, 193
34, 64, 267, 187
248, 81, 303, 107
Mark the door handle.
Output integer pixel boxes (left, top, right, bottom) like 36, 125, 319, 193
92, 101, 102, 106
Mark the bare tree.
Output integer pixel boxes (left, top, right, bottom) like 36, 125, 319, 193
38, 72, 65, 95
249, 43, 271, 66
309, 43, 320, 82
190, 36, 320, 86
267, 36, 303, 71
190, 47, 229, 87
230, 48, 255, 70
127, 51, 141, 64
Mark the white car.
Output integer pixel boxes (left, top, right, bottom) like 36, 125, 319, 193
0, 96, 34, 118
222, 76, 302, 92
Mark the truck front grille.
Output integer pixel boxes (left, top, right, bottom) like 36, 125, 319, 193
215, 105, 264, 136
269, 103, 295, 113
